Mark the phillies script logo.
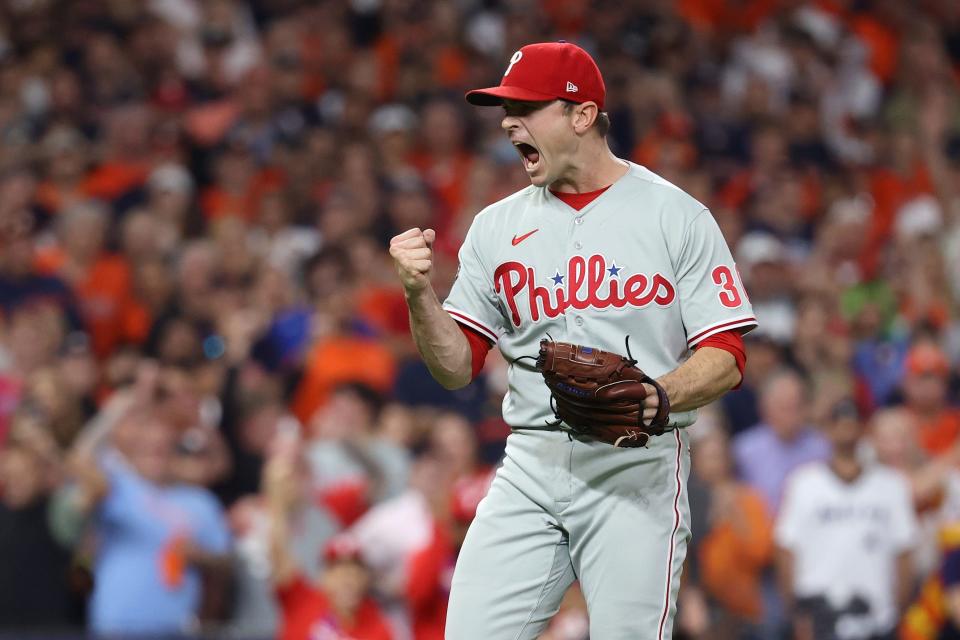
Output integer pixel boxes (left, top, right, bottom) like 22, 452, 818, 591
494, 255, 676, 326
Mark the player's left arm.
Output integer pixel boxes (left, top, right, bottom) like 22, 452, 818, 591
643, 346, 740, 417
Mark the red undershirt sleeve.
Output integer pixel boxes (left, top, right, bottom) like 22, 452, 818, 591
696, 329, 746, 389
458, 324, 494, 380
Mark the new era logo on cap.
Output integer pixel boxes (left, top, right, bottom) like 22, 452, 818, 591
464, 42, 606, 110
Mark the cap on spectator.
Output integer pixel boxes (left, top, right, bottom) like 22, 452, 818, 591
905, 342, 950, 377
369, 104, 418, 135
736, 232, 787, 274
466, 41, 605, 109
148, 163, 194, 195
895, 195, 943, 239
322, 534, 364, 565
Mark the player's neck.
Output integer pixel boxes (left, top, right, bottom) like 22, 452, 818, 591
549, 145, 627, 194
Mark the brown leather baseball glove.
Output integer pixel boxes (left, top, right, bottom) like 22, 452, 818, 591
535, 338, 671, 448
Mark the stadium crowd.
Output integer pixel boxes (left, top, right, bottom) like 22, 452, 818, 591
0, 0, 959, 639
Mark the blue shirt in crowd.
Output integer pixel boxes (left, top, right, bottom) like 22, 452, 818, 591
89, 451, 231, 636
733, 423, 831, 513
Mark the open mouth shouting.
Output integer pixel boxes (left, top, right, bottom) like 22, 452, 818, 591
513, 141, 541, 173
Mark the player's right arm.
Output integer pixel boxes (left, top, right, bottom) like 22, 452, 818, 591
390, 227, 472, 390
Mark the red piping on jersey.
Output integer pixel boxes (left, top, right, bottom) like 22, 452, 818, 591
658, 430, 684, 640
446, 309, 498, 343
687, 316, 757, 346
549, 185, 611, 211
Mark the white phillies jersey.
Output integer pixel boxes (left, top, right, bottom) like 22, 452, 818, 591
775, 463, 918, 638
443, 161, 757, 429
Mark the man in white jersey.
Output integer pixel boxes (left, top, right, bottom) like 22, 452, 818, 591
775, 397, 917, 640
389, 41, 757, 639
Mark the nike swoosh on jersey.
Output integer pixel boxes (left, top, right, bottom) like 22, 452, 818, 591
511, 229, 539, 246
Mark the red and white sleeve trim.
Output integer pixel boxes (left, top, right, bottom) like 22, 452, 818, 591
686, 316, 758, 348
444, 307, 499, 344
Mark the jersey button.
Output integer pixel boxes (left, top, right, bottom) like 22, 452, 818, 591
574, 241, 583, 250
575, 316, 584, 326
574, 217, 584, 225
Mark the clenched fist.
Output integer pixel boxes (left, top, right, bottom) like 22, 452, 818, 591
390, 227, 436, 293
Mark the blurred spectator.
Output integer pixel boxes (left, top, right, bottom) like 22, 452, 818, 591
0, 207, 81, 330
226, 423, 336, 639
307, 383, 410, 528
0, 439, 76, 629
721, 334, 785, 435
350, 445, 456, 640
869, 407, 960, 514
901, 542, 960, 640
34, 201, 138, 358
735, 232, 796, 345
775, 398, 917, 640
869, 407, 960, 579
264, 439, 392, 640
900, 341, 960, 458
59, 389, 232, 638
291, 255, 398, 424
847, 280, 910, 410
692, 424, 774, 639
733, 368, 830, 512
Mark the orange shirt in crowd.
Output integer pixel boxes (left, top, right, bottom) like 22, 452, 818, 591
34, 181, 88, 215
914, 409, 960, 458
201, 169, 285, 222
718, 168, 821, 220
433, 45, 468, 90
291, 336, 397, 424
82, 162, 149, 201
632, 130, 697, 174
33, 248, 138, 358
846, 13, 899, 84
276, 575, 392, 640
699, 485, 774, 621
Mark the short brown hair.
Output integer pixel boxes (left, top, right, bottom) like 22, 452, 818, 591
562, 100, 611, 138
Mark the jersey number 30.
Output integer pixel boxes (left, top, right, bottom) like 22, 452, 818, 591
711, 265, 746, 308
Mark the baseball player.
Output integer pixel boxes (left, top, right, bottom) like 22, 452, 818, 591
389, 42, 756, 639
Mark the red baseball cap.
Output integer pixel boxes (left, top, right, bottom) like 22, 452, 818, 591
905, 342, 950, 377
322, 534, 364, 565
465, 42, 605, 110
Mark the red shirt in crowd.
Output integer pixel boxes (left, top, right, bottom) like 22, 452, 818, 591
405, 522, 455, 640
276, 575, 393, 640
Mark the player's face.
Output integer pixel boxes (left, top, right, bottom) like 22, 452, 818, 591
501, 100, 578, 187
